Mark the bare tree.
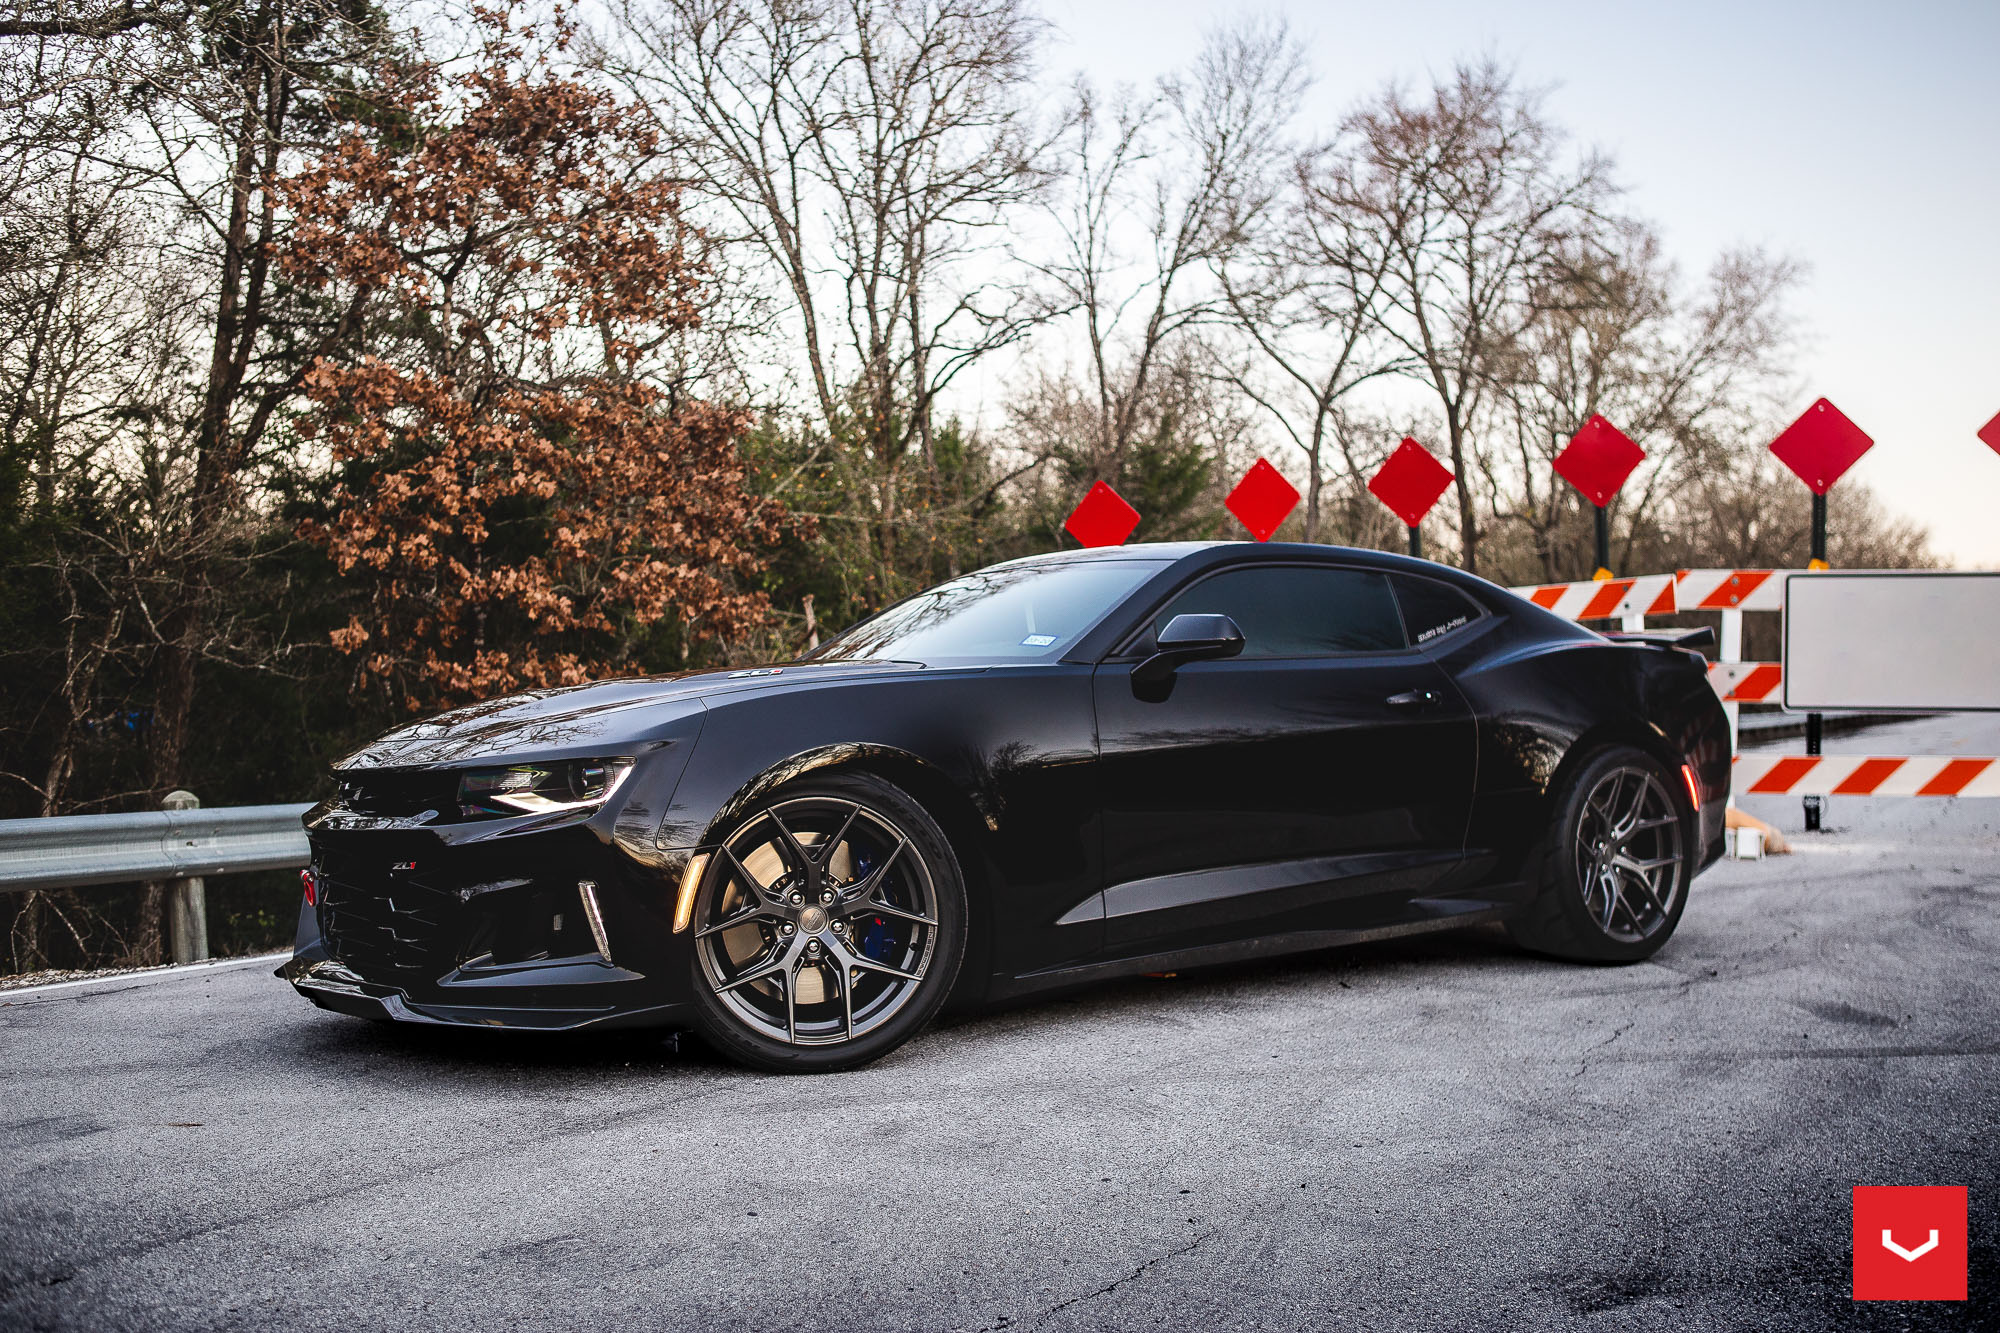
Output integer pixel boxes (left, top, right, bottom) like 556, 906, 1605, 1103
0, 170, 217, 965
0, 1, 395, 969
1, 13, 198, 830
604, 0, 1051, 597
1212, 125, 1413, 541
1000, 338, 1259, 543
1482, 228, 1802, 580
3, 1, 394, 801
1329, 61, 1613, 574
1029, 20, 1303, 492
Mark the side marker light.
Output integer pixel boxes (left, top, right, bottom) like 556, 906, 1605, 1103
1681, 763, 1702, 813
672, 853, 711, 934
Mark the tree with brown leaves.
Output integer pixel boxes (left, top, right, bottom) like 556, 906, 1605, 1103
283, 9, 785, 710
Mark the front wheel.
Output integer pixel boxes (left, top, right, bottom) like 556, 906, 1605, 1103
1508, 745, 1694, 963
684, 773, 967, 1073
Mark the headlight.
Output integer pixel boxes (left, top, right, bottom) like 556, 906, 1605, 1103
458, 758, 635, 817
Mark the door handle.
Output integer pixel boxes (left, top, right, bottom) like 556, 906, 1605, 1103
1385, 688, 1440, 709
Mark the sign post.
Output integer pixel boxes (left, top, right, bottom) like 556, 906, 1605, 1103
1768, 397, 1875, 831
1367, 438, 1455, 561
160, 789, 209, 964
1552, 416, 1645, 581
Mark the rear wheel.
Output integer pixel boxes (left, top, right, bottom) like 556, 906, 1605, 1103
1508, 745, 1693, 963
685, 773, 966, 1073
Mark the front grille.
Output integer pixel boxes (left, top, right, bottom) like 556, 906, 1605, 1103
312, 839, 604, 987
319, 862, 459, 982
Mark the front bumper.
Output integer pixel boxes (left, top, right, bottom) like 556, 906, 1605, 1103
284, 799, 705, 1032
279, 954, 692, 1031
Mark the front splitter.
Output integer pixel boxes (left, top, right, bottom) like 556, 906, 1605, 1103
282, 958, 690, 1033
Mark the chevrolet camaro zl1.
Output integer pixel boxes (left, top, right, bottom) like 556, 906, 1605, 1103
282, 542, 1729, 1072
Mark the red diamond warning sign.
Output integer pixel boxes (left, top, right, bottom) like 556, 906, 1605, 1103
1225, 458, 1300, 542
1978, 409, 2000, 456
1367, 438, 1454, 528
1553, 415, 1645, 508
1770, 398, 1872, 494
1063, 480, 1141, 547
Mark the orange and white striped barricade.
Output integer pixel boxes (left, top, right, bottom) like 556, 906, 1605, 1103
1676, 569, 1801, 801
1673, 568, 1787, 612
1734, 754, 2000, 798
1707, 661, 1783, 703
1508, 574, 1677, 630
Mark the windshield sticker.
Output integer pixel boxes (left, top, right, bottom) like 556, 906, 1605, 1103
1021, 634, 1058, 647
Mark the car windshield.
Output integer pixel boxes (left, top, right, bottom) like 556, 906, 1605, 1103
813, 559, 1168, 665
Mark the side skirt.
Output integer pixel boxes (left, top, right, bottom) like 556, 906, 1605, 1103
990, 896, 1514, 1001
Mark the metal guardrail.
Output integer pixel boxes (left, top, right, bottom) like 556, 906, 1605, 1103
0, 796, 312, 966
0, 802, 312, 894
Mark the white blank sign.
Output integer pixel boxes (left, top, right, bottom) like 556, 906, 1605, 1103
1784, 572, 2000, 712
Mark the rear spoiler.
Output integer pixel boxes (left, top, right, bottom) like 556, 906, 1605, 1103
1603, 626, 1715, 650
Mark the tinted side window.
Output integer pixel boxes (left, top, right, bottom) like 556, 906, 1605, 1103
1392, 574, 1482, 646
1154, 567, 1406, 658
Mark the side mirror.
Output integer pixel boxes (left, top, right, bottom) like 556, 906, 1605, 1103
1132, 613, 1245, 688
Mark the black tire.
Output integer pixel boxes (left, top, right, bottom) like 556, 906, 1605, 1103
1507, 744, 1694, 963
685, 772, 967, 1073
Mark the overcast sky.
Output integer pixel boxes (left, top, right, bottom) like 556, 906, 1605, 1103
1042, 0, 2000, 567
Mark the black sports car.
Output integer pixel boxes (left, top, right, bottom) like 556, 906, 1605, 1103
283, 541, 1729, 1072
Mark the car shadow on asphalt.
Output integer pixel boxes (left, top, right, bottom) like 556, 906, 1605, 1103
289, 923, 1542, 1082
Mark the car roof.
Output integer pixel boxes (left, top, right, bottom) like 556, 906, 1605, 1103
983, 541, 1222, 568
998, 540, 1528, 664
995, 539, 1495, 590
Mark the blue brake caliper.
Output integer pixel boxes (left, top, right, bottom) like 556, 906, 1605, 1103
848, 849, 896, 960
860, 917, 896, 961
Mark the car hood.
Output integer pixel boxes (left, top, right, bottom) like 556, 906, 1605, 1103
333, 661, 931, 770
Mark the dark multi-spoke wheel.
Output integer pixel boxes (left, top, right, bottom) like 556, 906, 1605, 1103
1508, 746, 1693, 962
1572, 765, 1684, 943
685, 773, 966, 1072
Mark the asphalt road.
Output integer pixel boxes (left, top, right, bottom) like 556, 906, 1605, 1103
4, 714, 1996, 1332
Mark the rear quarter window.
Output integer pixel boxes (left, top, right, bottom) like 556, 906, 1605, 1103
1392, 575, 1483, 646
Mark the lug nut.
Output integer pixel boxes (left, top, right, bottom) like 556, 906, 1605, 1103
789, 891, 803, 904
820, 889, 833, 904
806, 940, 821, 955
831, 920, 846, 934
781, 922, 795, 935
